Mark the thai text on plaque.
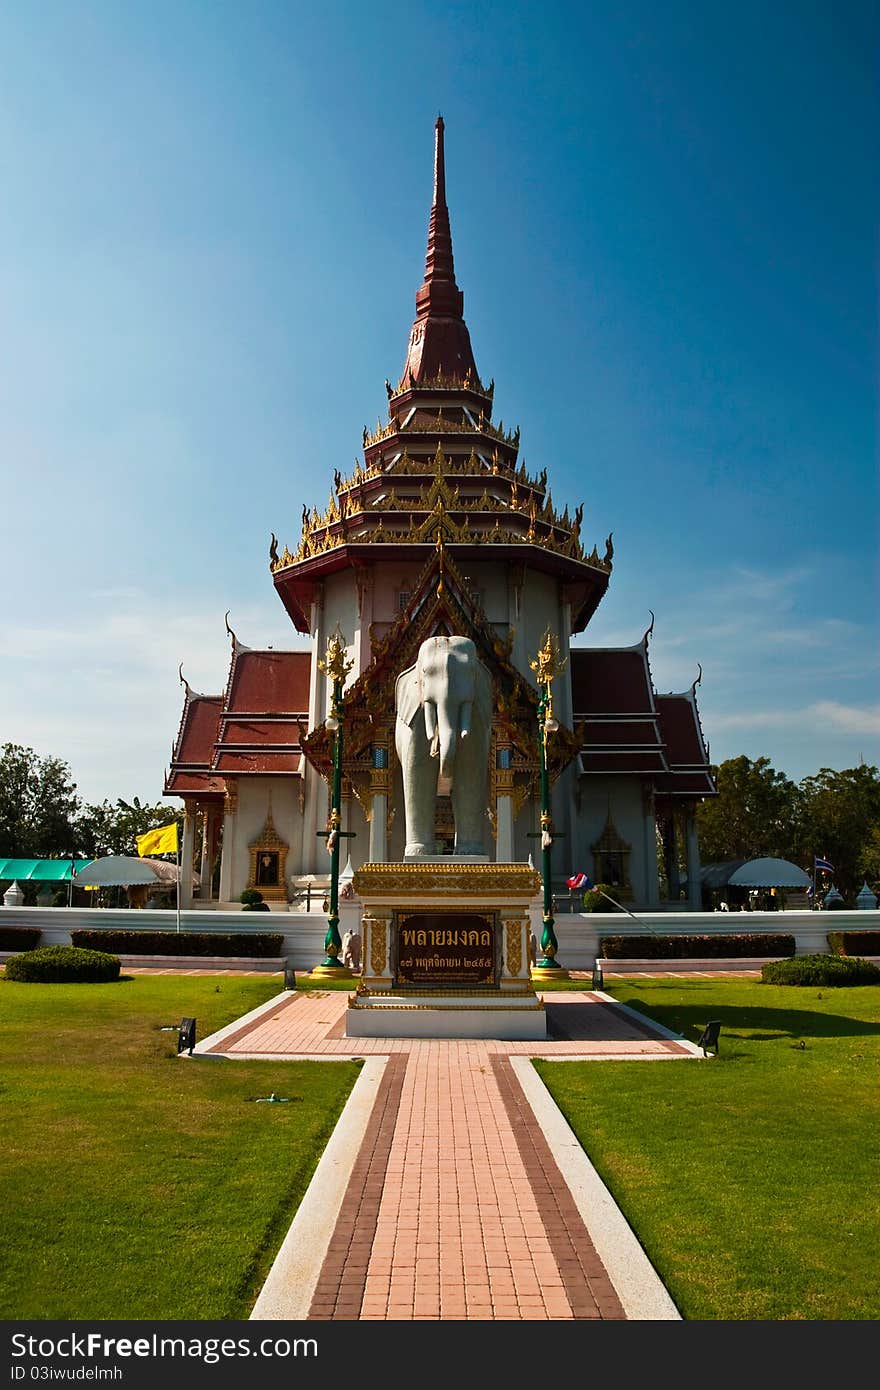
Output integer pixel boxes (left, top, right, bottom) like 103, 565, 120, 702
395, 912, 496, 985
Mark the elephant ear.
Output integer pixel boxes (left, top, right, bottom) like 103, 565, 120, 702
395, 663, 421, 727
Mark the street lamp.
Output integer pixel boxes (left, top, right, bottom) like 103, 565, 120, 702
311, 628, 354, 978
529, 628, 569, 981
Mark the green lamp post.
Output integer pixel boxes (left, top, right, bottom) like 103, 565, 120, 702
311, 628, 355, 978
529, 628, 569, 981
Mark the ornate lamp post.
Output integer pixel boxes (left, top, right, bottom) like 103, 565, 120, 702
311, 629, 354, 978
529, 628, 569, 980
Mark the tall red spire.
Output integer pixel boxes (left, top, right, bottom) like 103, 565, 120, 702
400, 117, 478, 386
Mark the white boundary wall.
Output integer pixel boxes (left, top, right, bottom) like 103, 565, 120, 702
3, 905, 878, 971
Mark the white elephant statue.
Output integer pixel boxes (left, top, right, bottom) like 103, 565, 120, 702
395, 635, 492, 858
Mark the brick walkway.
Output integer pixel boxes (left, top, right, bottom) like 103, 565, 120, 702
203, 989, 695, 1321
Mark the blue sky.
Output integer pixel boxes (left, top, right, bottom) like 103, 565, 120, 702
0, 0, 876, 804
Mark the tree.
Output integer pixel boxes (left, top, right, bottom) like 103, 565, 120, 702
696, 755, 800, 864
796, 765, 880, 900
0, 744, 79, 858
74, 797, 184, 859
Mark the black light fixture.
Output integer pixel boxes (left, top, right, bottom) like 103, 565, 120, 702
177, 1017, 197, 1055
697, 1020, 721, 1056
591, 960, 604, 990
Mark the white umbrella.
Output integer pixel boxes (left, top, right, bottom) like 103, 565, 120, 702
73, 855, 165, 888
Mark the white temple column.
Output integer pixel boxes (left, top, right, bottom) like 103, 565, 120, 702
218, 781, 238, 903
198, 808, 211, 900
300, 585, 325, 874
685, 805, 702, 909
495, 743, 515, 861
368, 739, 390, 863
642, 784, 661, 908
180, 807, 196, 909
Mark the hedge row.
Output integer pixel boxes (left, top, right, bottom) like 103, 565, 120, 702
762, 954, 880, 987
599, 933, 796, 959
827, 931, 880, 957
0, 926, 41, 951
70, 930, 284, 957
6, 945, 121, 983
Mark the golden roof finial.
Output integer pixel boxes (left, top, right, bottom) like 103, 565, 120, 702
529, 628, 567, 688
318, 626, 354, 685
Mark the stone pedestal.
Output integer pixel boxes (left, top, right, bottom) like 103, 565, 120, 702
346, 861, 546, 1039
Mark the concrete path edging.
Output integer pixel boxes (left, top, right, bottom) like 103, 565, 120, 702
192, 989, 293, 1054
510, 1056, 681, 1320
249, 1056, 387, 1321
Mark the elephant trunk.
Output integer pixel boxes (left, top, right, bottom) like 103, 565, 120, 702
437, 701, 457, 782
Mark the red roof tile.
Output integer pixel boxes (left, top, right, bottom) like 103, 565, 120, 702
173, 695, 223, 767
218, 720, 304, 747
165, 770, 226, 796
213, 750, 301, 774
570, 647, 656, 715
227, 650, 311, 714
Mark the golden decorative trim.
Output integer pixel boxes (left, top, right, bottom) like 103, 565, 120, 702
505, 922, 523, 977
246, 807, 289, 901
369, 921, 387, 976
354, 985, 537, 999
348, 999, 545, 1012
353, 863, 542, 897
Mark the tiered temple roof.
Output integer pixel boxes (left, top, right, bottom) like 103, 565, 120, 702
165, 118, 714, 821
270, 117, 611, 636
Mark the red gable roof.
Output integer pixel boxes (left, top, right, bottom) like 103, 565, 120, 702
226, 649, 311, 714
654, 693, 716, 796
570, 640, 715, 796
166, 646, 314, 797
164, 693, 226, 798
570, 646, 656, 715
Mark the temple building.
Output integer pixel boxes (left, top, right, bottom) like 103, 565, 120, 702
165, 118, 715, 910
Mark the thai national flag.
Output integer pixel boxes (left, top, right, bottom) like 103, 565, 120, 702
567, 871, 592, 890
814, 856, 835, 874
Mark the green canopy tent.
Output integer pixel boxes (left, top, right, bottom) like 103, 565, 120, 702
0, 858, 93, 882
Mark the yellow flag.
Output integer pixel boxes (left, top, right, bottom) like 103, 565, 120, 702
136, 822, 179, 857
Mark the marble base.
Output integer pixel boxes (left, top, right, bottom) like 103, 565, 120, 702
345, 989, 546, 1040
346, 860, 545, 1040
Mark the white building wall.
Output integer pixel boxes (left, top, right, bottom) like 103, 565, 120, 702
223, 776, 304, 904
574, 774, 656, 907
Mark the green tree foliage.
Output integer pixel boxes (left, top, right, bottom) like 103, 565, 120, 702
796, 765, 880, 900
858, 825, 880, 892
74, 797, 183, 859
696, 755, 800, 864
0, 744, 79, 857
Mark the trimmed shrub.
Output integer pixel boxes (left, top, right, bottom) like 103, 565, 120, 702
827, 931, 880, 957
240, 889, 271, 913
0, 926, 41, 951
582, 884, 622, 913
761, 953, 880, 987
70, 929, 284, 957
600, 933, 797, 960
5, 945, 120, 983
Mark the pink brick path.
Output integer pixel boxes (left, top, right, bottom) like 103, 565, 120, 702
208, 988, 692, 1320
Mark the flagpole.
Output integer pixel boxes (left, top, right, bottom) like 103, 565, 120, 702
176, 834, 181, 934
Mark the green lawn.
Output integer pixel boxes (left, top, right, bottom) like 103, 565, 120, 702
0, 974, 360, 1320
535, 978, 880, 1320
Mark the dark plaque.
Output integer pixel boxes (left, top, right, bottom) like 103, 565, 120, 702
395, 912, 496, 986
